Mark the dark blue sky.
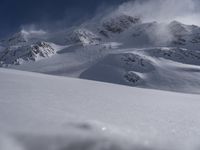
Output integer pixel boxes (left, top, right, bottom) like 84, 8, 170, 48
0, 0, 128, 37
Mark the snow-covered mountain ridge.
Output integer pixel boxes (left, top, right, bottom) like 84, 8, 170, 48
1, 14, 200, 93
0, 41, 56, 66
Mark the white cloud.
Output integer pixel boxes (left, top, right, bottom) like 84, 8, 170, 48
115, 0, 200, 25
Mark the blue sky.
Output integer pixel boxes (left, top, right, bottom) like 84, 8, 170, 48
0, 0, 128, 37
1, 0, 199, 38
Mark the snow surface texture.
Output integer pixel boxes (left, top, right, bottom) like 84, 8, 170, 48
1, 68, 200, 150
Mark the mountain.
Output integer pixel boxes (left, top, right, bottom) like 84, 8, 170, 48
169, 21, 200, 49
99, 14, 141, 36
0, 41, 56, 66
67, 28, 101, 45
80, 47, 200, 93
1, 29, 47, 46
1, 14, 200, 93
2, 8, 200, 150
2, 31, 28, 46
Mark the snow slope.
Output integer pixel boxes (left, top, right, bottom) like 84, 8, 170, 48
1, 68, 200, 150
4, 43, 200, 94
80, 47, 200, 94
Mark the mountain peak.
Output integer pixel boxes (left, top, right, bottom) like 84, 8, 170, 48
68, 28, 101, 45
0, 41, 56, 66
4, 30, 28, 46
168, 20, 190, 35
101, 14, 141, 34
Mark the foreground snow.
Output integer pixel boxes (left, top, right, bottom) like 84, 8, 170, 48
1, 68, 200, 150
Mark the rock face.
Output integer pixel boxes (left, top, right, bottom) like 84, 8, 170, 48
0, 42, 55, 66
167, 21, 200, 47
80, 52, 154, 86
119, 53, 155, 72
67, 28, 101, 45
124, 71, 142, 85
145, 47, 200, 65
102, 15, 141, 33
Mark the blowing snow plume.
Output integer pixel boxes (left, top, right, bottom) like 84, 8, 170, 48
115, 0, 200, 25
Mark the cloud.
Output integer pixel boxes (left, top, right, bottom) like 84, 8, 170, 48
115, 0, 200, 25
21, 25, 46, 35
